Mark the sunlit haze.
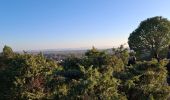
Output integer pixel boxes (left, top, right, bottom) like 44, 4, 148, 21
1, 0, 170, 51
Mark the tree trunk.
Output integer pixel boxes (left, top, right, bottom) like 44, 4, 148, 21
154, 51, 160, 62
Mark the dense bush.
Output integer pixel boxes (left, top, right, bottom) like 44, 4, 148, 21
0, 49, 61, 99
121, 59, 170, 100
0, 46, 170, 100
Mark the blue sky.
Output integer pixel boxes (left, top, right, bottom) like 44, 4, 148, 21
0, 0, 170, 51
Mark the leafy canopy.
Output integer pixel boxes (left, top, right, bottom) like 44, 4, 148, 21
128, 16, 170, 59
2, 45, 14, 58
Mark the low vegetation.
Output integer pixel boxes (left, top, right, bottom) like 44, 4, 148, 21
0, 45, 170, 100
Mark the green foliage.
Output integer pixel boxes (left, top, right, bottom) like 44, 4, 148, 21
2, 45, 14, 58
76, 66, 127, 100
62, 56, 81, 70
0, 50, 60, 99
112, 45, 129, 65
61, 46, 128, 74
107, 55, 124, 73
49, 66, 127, 100
122, 59, 170, 100
128, 16, 170, 59
84, 46, 108, 68
1, 45, 170, 100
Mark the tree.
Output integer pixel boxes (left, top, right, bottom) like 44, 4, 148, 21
0, 51, 60, 99
2, 45, 14, 58
65, 66, 127, 100
112, 45, 129, 64
84, 46, 108, 68
128, 16, 170, 60
122, 59, 170, 100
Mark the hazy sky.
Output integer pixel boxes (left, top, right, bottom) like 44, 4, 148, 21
0, 0, 170, 51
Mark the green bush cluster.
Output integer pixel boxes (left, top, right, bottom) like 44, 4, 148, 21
0, 46, 170, 100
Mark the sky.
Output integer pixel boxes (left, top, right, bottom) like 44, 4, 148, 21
0, 0, 170, 51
